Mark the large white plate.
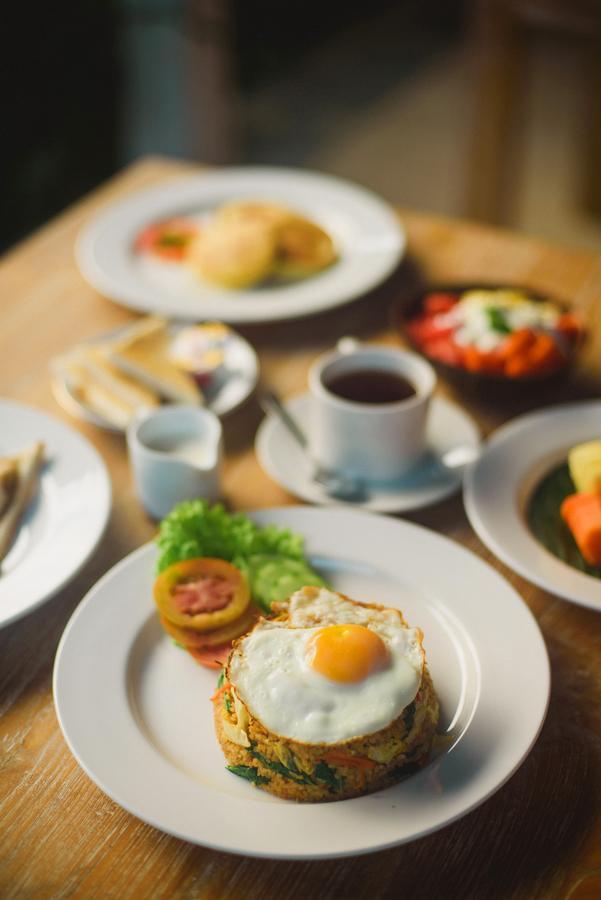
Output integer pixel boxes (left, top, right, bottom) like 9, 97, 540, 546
0, 400, 111, 628
54, 506, 549, 859
51, 322, 259, 432
256, 393, 480, 513
464, 400, 601, 611
76, 168, 405, 322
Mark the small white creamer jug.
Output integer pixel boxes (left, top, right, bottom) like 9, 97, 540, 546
126, 404, 223, 519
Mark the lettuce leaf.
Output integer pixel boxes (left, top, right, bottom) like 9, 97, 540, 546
156, 501, 304, 572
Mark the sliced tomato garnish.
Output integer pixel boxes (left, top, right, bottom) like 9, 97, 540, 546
153, 558, 249, 631
188, 643, 232, 670
423, 292, 458, 315
134, 218, 197, 261
159, 602, 259, 650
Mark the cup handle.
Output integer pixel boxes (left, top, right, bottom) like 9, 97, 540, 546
336, 336, 361, 355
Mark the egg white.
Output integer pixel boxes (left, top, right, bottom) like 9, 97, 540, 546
228, 588, 424, 745
440, 289, 560, 352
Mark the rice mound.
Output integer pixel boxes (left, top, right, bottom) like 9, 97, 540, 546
213, 591, 440, 802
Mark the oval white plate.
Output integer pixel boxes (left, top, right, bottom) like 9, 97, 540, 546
54, 506, 548, 859
51, 323, 259, 432
464, 400, 601, 611
256, 394, 480, 512
0, 400, 111, 628
76, 168, 405, 322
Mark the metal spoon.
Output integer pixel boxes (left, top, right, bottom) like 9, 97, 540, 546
259, 390, 369, 502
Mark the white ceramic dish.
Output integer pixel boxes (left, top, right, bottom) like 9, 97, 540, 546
0, 400, 111, 628
256, 394, 480, 513
51, 322, 259, 432
76, 168, 405, 322
464, 400, 601, 611
54, 506, 549, 859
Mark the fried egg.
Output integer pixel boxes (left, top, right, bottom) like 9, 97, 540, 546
228, 587, 424, 744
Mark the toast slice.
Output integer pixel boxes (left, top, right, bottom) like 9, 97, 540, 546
0, 441, 45, 565
55, 349, 159, 430
0, 459, 18, 518
109, 319, 203, 404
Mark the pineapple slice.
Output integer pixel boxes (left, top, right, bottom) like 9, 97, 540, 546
568, 440, 601, 494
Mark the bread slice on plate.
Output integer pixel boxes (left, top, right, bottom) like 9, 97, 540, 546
108, 317, 203, 405
55, 346, 161, 430
0, 441, 45, 565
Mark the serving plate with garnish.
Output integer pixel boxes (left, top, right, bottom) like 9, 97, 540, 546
54, 505, 548, 858
76, 168, 405, 323
464, 400, 601, 610
0, 400, 111, 628
51, 318, 259, 432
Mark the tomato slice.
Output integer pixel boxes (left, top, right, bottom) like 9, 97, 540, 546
423, 293, 458, 315
134, 218, 197, 261
154, 558, 250, 631
188, 643, 232, 670
159, 602, 259, 649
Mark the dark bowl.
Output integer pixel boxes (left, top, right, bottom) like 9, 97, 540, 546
394, 282, 584, 399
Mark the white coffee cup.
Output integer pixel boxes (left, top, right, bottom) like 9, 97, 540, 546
308, 345, 436, 481
126, 405, 223, 519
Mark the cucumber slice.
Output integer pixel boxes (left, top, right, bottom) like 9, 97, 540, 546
236, 554, 326, 612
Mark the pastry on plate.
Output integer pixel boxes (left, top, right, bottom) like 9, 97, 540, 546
0, 441, 45, 565
214, 201, 290, 230
57, 346, 160, 430
188, 200, 338, 289
108, 316, 203, 404
188, 218, 276, 289
52, 316, 203, 430
273, 215, 337, 279
214, 586, 439, 801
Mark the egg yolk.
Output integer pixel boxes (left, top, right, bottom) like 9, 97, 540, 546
307, 624, 389, 683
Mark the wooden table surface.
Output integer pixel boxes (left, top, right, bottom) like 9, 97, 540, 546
2, 157, 601, 900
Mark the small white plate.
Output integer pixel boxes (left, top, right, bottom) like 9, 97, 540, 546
0, 400, 111, 628
464, 400, 601, 611
51, 323, 259, 432
54, 506, 549, 859
256, 394, 480, 513
76, 168, 405, 323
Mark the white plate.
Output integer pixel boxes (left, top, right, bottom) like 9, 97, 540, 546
51, 323, 259, 432
0, 400, 111, 628
256, 394, 480, 513
464, 400, 601, 611
76, 168, 405, 322
54, 506, 549, 859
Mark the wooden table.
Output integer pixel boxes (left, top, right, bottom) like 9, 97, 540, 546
2, 157, 601, 900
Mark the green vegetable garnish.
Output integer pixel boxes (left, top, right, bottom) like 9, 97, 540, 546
402, 701, 416, 733
486, 307, 511, 334
247, 743, 344, 792
249, 745, 314, 785
313, 761, 345, 793
226, 765, 270, 785
158, 233, 190, 248
156, 501, 326, 611
237, 554, 326, 613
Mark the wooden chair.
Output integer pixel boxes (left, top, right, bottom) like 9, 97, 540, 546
467, 0, 601, 225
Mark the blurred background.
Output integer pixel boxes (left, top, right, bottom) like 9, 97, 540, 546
3, 0, 601, 253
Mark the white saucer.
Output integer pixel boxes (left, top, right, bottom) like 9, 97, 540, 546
256, 394, 480, 513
